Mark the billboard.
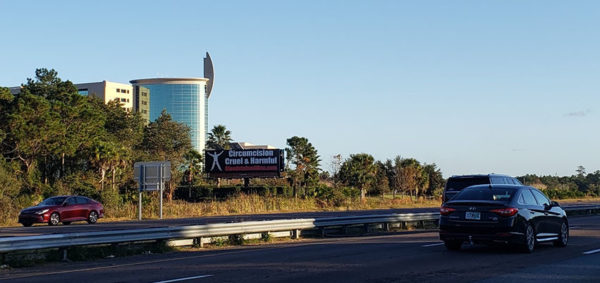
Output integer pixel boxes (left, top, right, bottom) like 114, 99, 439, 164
205, 149, 284, 178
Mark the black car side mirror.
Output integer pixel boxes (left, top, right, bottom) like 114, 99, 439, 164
545, 201, 559, 210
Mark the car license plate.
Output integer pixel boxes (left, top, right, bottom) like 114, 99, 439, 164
465, 212, 480, 220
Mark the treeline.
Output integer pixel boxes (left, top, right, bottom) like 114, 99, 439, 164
282, 137, 445, 203
518, 167, 600, 199
0, 69, 196, 222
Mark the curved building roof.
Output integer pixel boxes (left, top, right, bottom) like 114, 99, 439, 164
130, 78, 209, 85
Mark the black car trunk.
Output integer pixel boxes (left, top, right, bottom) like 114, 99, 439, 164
445, 200, 510, 224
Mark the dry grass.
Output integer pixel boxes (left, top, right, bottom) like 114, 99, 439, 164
105, 194, 443, 221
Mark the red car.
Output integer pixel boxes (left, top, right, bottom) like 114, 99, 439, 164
18, 196, 104, 227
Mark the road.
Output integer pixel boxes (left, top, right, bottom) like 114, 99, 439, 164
0, 208, 439, 237
1, 215, 598, 283
1, 202, 595, 237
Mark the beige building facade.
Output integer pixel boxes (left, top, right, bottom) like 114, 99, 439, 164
76, 81, 133, 112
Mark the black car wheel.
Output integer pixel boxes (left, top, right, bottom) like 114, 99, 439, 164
554, 221, 569, 247
87, 211, 98, 224
22, 222, 33, 227
522, 223, 535, 253
49, 212, 60, 226
444, 240, 463, 251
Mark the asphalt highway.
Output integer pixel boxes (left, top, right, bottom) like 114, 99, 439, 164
0, 208, 439, 237
1, 215, 598, 283
1, 202, 595, 237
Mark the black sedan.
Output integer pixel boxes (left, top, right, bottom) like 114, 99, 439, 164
439, 184, 568, 253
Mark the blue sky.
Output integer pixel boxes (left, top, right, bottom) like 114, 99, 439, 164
1, 0, 598, 177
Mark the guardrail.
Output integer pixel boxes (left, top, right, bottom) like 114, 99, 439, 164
0, 205, 598, 255
563, 205, 600, 216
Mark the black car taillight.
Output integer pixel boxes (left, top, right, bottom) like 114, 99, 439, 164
440, 206, 456, 216
490, 207, 518, 217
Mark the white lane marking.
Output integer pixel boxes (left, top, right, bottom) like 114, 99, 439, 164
154, 274, 213, 283
422, 242, 445, 247
583, 249, 600, 255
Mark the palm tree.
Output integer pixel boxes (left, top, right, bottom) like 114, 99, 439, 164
183, 150, 203, 198
207, 125, 232, 150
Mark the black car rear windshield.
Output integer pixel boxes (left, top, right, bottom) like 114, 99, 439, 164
39, 197, 67, 206
453, 187, 517, 201
446, 177, 490, 191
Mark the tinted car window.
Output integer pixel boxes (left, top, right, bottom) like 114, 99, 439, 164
76, 197, 89, 204
453, 187, 517, 201
521, 189, 538, 205
39, 197, 67, 206
531, 189, 550, 206
66, 197, 77, 205
446, 177, 490, 191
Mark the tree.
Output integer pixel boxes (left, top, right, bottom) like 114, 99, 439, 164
141, 110, 193, 201
395, 158, 427, 199
422, 163, 444, 197
0, 87, 14, 146
373, 161, 391, 198
338, 153, 377, 202
90, 139, 117, 191
285, 136, 320, 198
206, 124, 232, 150
4, 90, 61, 179
183, 149, 203, 198
576, 166, 586, 177
23, 68, 78, 102
330, 154, 343, 185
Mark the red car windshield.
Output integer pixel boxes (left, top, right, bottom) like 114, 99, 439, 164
39, 197, 67, 206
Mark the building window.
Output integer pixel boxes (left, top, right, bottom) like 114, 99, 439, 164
142, 92, 147, 97
142, 101, 147, 105
142, 110, 147, 114
116, 88, 120, 92
121, 98, 127, 102
78, 89, 89, 96
126, 98, 130, 102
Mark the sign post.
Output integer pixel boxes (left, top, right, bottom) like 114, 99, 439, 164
159, 163, 163, 219
138, 164, 144, 220
134, 161, 171, 220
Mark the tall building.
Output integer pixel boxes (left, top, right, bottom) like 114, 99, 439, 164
130, 53, 214, 153
130, 78, 209, 152
132, 85, 150, 124
76, 81, 134, 113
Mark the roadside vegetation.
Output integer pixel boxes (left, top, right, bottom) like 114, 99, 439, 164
1, 69, 599, 227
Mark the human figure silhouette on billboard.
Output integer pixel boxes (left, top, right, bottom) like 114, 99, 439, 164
208, 151, 223, 171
